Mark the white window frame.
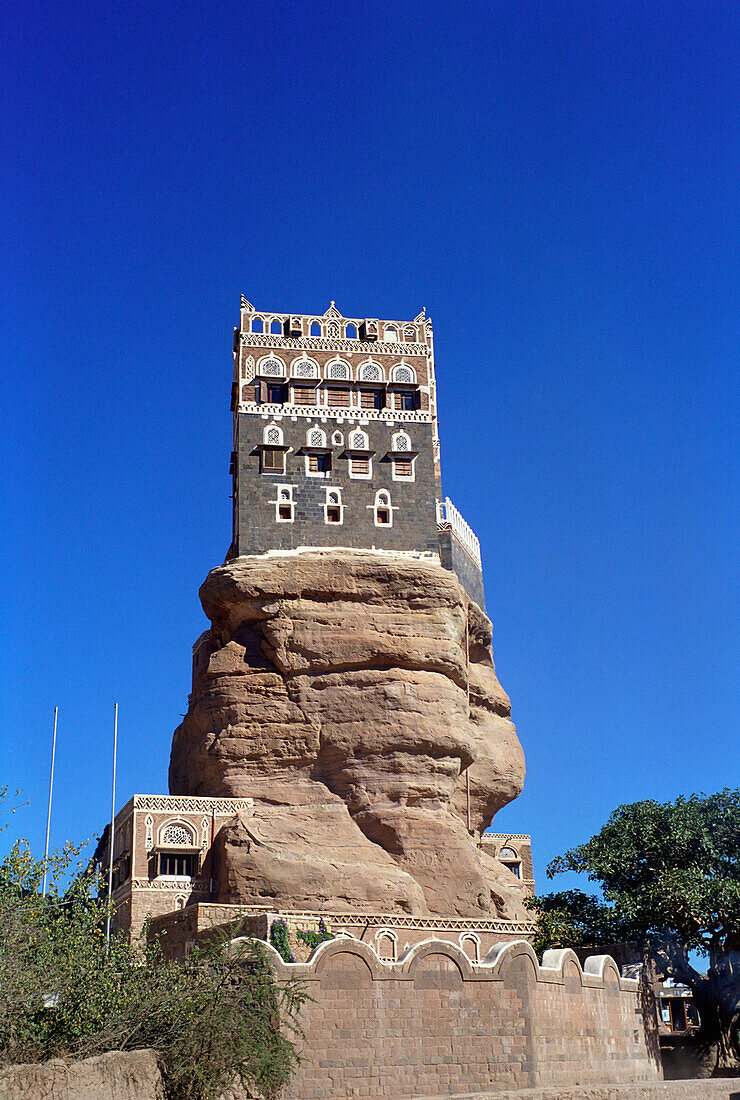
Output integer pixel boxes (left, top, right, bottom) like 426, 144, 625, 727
273, 485, 295, 523
349, 455, 373, 480
391, 455, 416, 482
323, 489, 344, 525
305, 452, 331, 479
372, 490, 393, 527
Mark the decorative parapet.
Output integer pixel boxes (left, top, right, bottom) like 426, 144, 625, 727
239, 333, 429, 355
131, 794, 254, 815
436, 497, 482, 569
237, 401, 433, 425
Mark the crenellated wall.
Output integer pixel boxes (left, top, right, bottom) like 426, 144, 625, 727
235, 937, 662, 1099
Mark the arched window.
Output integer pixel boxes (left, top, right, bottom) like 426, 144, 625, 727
270, 319, 283, 334
392, 431, 411, 452
161, 823, 194, 847
392, 364, 416, 384
261, 424, 285, 474
326, 358, 350, 381
331, 431, 344, 446
310, 321, 321, 336
307, 427, 326, 447
324, 488, 343, 524
345, 323, 357, 339
349, 429, 368, 450
374, 490, 392, 526
376, 930, 397, 962
291, 357, 318, 378
358, 361, 383, 382
251, 317, 264, 333
385, 327, 397, 342
264, 424, 284, 446
327, 320, 340, 338
275, 485, 294, 522
403, 326, 416, 342
498, 846, 522, 879
257, 355, 286, 379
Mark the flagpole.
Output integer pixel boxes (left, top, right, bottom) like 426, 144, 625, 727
105, 702, 118, 948
41, 706, 58, 898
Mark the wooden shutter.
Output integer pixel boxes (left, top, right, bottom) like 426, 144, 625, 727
351, 456, 370, 475
394, 457, 412, 477
327, 387, 351, 407
293, 385, 316, 405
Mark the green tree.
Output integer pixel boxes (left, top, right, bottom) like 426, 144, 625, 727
526, 789, 740, 1062
0, 826, 304, 1100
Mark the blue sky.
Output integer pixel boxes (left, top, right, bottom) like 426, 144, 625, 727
2, 0, 738, 895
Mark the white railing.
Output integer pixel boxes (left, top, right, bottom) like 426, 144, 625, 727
436, 497, 482, 569
237, 402, 433, 425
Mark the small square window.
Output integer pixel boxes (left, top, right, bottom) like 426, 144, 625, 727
377, 508, 390, 525
267, 384, 284, 404
360, 388, 384, 410
326, 506, 341, 523
394, 390, 415, 411
349, 456, 371, 478
393, 457, 413, 480
308, 453, 330, 474
262, 448, 284, 473
278, 504, 292, 521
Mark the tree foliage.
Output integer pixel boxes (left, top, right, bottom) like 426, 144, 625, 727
0, 829, 304, 1100
526, 789, 740, 1062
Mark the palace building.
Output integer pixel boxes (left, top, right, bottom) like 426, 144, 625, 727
230, 298, 485, 609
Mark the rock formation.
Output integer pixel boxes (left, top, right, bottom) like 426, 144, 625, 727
170, 549, 527, 919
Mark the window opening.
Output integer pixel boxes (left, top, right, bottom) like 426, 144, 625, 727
159, 852, 195, 877
262, 449, 285, 474
394, 390, 415, 411
385, 327, 397, 341
270, 319, 283, 334
267, 384, 284, 404
326, 387, 351, 407
293, 385, 316, 405
360, 388, 384, 409
310, 322, 321, 335
393, 457, 413, 479
350, 456, 370, 477
345, 323, 357, 339
308, 453, 330, 474
251, 318, 263, 333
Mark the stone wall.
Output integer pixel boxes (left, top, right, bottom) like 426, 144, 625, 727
234, 414, 440, 557
234, 937, 662, 1100
0, 1049, 164, 1100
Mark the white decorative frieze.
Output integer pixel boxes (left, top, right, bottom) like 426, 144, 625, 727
133, 795, 254, 814
240, 333, 428, 356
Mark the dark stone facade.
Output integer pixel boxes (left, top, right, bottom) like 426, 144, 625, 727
233, 414, 440, 557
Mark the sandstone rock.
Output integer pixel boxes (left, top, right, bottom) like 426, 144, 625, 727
170, 549, 526, 918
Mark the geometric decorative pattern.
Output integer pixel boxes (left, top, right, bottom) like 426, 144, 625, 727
265, 427, 281, 445
293, 358, 318, 377
328, 361, 350, 380
260, 357, 283, 376
394, 366, 413, 383
161, 824, 194, 847
309, 429, 324, 447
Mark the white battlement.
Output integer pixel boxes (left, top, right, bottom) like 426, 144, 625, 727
436, 497, 482, 570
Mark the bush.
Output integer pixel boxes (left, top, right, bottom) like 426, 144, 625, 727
0, 835, 304, 1100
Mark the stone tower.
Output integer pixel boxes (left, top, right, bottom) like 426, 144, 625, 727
230, 299, 485, 609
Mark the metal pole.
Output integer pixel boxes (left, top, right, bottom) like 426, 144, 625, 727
105, 702, 118, 948
41, 706, 58, 898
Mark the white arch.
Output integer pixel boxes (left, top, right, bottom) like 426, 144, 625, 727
307, 425, 326, 447
392, 431, 411, 452
357, 359, 385, 383
256, 353, 287, 379
348, 428, 369, 450
376, 929, 398, 961
158, 820, 196, 847
325, 357, 352, 381
290, 355, 319, 378
391, 363, 416, 384
263, 423, 284, 446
